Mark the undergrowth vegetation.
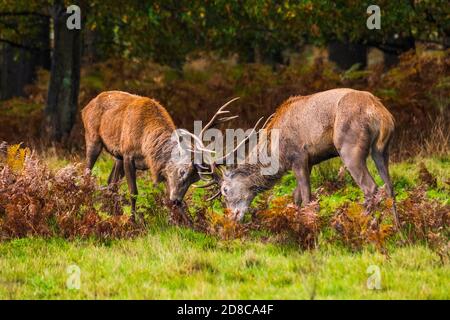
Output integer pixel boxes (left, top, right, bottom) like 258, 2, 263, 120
0, 145, 141, 240
1, 144, 448, 263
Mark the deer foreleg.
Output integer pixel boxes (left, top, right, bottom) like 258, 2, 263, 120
292, 156, 311, 206
124, 156, 138, 219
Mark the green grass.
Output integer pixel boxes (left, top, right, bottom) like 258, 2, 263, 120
1, 234, 448, 299
0, 155, 449, 299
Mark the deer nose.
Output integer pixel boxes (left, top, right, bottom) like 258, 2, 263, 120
169, 192, 181, 203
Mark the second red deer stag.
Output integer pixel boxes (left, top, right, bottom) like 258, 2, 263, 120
197, 88, 399, 228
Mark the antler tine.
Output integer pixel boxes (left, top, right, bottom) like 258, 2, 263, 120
193, 181, 217, 189
206, 190, 222, 201
186, 148, 203, 154
216, 115, 239, 124
200, 97, 240, 137
178, 129, 215, 154
259, 113, 275, 132
215, 116, 265, 165
198, 177, 213, 184
195, 163, 210, 170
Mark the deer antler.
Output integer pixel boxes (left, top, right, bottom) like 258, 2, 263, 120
258, 113, 275, 133
176, 98, 240, 181
206, 190, 222, 201
178, 129, 216, 154
213, 116, 265, 165
196, 113, 274, 193
193, 180, 217, 189
176, 97, 240, 158
200, 97, 240, 137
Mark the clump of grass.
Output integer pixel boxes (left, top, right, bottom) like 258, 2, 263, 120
313, 162, 348, 195
397, 186, 449, 263
258, 196, 321, 249
420, 116, 450, 158
0, 145, 142, 241
205, 209, 245, 240
418, 162, 438, 188
330, 180, 449, 258
331, 195, 395, 254
166, 200, 194, 227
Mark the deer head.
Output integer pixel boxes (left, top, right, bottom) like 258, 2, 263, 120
170, 98, 241, 204
192, 114, 274, 221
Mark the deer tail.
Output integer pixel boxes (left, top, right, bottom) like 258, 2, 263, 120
373, 98, 395, 152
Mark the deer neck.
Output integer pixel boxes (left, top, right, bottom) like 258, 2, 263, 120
235, 162, 286, 193
143, 131, 176, 182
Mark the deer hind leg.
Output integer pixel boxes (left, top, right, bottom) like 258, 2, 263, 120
372, 144, 400, 228
86, 140, 103, 171
124, 156, 138, 218
107, 162, 116, 185
338, 143, 378, 205
292, 155, 312, 206
107, 159, 125, 186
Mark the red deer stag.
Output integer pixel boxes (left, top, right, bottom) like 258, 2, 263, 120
81, 91, 238, 218
197, 88, 399, 227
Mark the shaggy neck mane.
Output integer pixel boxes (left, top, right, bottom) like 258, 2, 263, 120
232, 163, 285, 193
232, 97, 302, 189
144, 129, 176, 176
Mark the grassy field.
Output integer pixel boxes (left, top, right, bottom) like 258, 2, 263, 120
0, 155, 449, 299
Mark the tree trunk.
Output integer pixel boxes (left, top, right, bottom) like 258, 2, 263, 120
44, 0, 81, 142
0, 16, 50, 100
328, 41, 368, 70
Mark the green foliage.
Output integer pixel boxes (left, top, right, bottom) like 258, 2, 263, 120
0, 235, 448, 299
2, 1, 447, 66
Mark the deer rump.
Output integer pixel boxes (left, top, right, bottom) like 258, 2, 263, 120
271, 88, 394, 167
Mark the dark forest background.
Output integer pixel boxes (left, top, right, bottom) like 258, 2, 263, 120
0, 0, 448, 159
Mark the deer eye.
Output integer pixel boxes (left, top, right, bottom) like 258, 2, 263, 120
222, 186, 229, 194
179, 169, 186, 177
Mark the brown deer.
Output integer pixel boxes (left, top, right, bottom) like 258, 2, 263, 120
81, 91, 238, 218
197, 88, 399, 228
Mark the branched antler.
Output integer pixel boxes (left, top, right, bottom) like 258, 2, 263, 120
200, 97, 240, 137
213, 116, 265, 165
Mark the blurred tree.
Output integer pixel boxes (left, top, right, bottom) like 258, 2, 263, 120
44, 0, 82, 142
0, 1, 51, 99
